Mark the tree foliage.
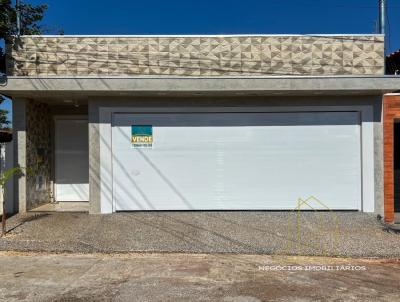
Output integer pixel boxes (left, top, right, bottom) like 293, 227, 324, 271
0, 166, 24, 188
0, 0, 48, 39
0, 0, 48, 74
0, 107, 9, 128
0, 47, 5, 74
0, 1, 48, 118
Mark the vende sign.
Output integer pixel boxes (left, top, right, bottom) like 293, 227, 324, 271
131, 125, 153, 149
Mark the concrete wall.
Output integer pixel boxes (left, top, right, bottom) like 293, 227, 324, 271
6, 35, 385, 76
13, 98, 27, 212
88, 102, 101, 214
88, 96, 383, 215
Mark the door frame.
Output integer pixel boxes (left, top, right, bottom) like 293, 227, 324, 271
53, 115, 89, 202
98, 105, 374, 214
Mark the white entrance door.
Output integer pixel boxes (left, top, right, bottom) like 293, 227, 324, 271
55, 119, 89, 201
112, 112, 361, 211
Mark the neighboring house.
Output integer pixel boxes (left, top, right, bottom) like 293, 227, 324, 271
386, 49, 400, 75
0, 130, 14, 215
0, 34, 400, 222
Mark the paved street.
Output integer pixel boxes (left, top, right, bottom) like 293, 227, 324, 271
0, 252, 399, 302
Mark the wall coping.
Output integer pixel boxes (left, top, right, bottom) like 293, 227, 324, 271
1, 75, 399, 98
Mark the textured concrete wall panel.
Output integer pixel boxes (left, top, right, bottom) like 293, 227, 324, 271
25, 100, 52, 209
6, 35, 385, 76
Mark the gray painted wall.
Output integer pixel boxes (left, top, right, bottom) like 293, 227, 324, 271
88, 95, 383, 215
12, 98, 27, 213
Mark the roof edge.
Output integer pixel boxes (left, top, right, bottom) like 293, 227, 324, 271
2, 75, 395, 80
1, 76, 399, 98
13, 34, 385, 38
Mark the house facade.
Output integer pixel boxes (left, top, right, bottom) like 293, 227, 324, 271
1, 34, 400, 222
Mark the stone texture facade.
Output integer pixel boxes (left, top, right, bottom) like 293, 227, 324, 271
6, 35, 384, 76
26, 100, 52, 209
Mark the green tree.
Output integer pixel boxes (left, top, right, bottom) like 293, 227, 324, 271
0, 0, 48, 39
0, 47, 5, 73
0, 0, 48, 74
0, 0, 48, 106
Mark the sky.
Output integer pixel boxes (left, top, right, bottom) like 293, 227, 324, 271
2, 0, 400, 121
31, 0, 399, 51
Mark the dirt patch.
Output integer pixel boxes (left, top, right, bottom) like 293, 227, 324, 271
0, 252, 399, 301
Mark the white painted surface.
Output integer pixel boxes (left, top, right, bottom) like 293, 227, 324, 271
55, 119, 89, 202
360, 105, 375, 212
111, 112, 361, 211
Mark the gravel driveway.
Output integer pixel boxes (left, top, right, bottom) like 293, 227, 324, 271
0, 252, 399, 302
0, 212, 399, 257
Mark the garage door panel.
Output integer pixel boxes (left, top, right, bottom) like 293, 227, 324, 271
113, 112, 359, 127
112, 112, 361, 211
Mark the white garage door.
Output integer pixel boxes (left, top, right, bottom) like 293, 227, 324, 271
112, 112, 361, 211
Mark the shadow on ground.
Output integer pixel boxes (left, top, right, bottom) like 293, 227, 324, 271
0, 212, 399, 257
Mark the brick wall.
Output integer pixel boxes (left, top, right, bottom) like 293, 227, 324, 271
383, 95, 400, 223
